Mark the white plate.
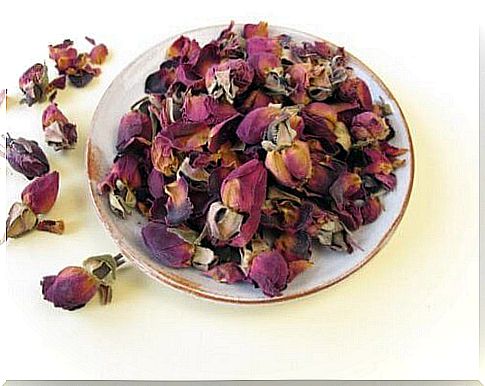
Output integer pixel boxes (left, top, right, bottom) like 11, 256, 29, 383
86, 24, 414, 304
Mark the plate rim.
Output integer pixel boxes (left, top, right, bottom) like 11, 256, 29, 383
86, 24, 415, 305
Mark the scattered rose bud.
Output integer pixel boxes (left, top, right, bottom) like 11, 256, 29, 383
42, 102, 78, 150
19, 63, 49, 106
41, 254, 124, 311
5, 134, 50, 179
21, 171, 59, 215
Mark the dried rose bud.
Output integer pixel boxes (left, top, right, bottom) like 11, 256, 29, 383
21, 171, 59, 215
41, 254, 123, 311
351, 112, 389, 142
164, 176, 193, 226
247, 52, 281, 80
306, 207, 353, 252
329, 172, 362, 209
37, 219, 65, 235
42, 103, 77, 151
205, 59, 254, 103
116, 110, 152, 153
243, 22, 269, 39
236, 105, 281, 144
141, 222, 194, 268
265, 140, 312, 189
205, 262, 245, 284
98, 153, 142, 194
338, 76, 373, 111
6, 202, 37, 239
41, 267, 98, 311
167, 35, 201, 63
19, 63, 49, 106
246, 37, 282, 56
287, 63, 311, 105
248, 250, 288, 297
363, 148, 393, 175
5, 135, 50, 180
151, 133, 179, 176
302, 103, 351, 150
361, 196, 382, 225
274, 231, 312, 262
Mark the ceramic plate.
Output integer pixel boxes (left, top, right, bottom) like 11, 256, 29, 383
86, 24, 414, 304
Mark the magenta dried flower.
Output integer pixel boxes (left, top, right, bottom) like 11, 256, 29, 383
116, 110, 153, 152
248, 250, 288, 297
351, 112, 389, 142
205, 59, 254, 103
274, 231, 312, 262
338, 76, 373, 111
21, 171, 59, 215
141, 222, 194, 268
164, 176, 193, 226
86, 37, 109, 64
205, 262, 245, 284
42, 102, 78, 150
19, 63, 49, 106
243, 22, 269, 39
236, 105, 281, 144
42, 267, 98, 311
41, 254, 123, 311
220, 159, 267, 247
6, 134, 50, 180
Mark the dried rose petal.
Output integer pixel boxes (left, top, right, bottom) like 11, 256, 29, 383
243, 22, 269, 39
41, 267, 98, 311
151, 133, 179, 176
363, 148, 393, 175
351, 112, 389, 142
274, 231, 312, 262
116, 110, 152, 152
167, 36, 201, 63
246, 37, 281, 56
164, 176, 193, 226
19, 63, 49, 106
239, 89, 272, 113
6, 202, 38, 239
338, 76, 373, 111
6, 135, 50, 180
145, 60, 178, 95
48, 39, 77, 73
248, 250, 288, 297
141, 222, 194, 268
306, 207, 353, 252
247, 52, 281, 80
205, 262, 245, 284
21, 171, 59, 215
205, 59, 254, 102
147, 169, 165, 199
98, 154, 142, 194
361, 196, 382, 225
236, 105, 281, 144
89, 43, 108, 64
329, 172, 362, 209
265, 140, 312, 189
42, 103, 77, 151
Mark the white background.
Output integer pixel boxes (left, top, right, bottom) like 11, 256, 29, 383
0, 0, 480, 381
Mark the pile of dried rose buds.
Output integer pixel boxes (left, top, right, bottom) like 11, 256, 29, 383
98, 21, 406, 297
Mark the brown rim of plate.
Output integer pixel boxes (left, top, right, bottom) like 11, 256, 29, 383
86, 25, 415, 305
